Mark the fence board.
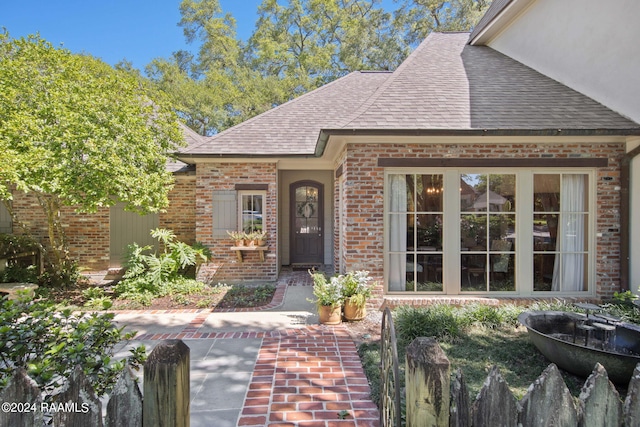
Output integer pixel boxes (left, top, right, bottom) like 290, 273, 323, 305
106, 366, 143, 427
624, 365, 640, 427
579, 363, 622, 427
449, 368, 470, 427
52, 365, 103, 427
0, 368, 44, 427
471, 366, 518, 427
519, 363, 577, 427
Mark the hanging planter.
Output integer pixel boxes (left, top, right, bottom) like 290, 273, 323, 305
318, 304, 342, 325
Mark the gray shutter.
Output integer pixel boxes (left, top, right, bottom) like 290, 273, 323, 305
212, 190, 237, 237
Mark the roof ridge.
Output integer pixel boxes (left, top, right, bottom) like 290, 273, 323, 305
338, 33, 438, 129
183, 71, 369, 153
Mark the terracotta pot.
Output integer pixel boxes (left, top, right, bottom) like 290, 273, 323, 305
318, 305, 342, 325
343, 298, 366, 321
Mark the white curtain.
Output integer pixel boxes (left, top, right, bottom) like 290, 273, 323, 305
389, 175, 407, 291
552, 174, 586, 291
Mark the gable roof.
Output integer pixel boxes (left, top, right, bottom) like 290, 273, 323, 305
179, 32, 640, 158
179, 71, 391, 157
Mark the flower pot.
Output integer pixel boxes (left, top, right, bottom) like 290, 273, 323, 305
343, 298, 366, 321
318, 305, 342, 325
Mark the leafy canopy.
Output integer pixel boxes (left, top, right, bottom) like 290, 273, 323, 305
0, 32, 184, 214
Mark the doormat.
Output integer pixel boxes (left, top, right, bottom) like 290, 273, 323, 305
292, 264, 321, 272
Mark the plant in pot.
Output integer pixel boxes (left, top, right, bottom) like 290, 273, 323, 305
341, 270, 374, 321
227, 230, 246, 247
253, 231, 267, 246
308, 270, 343, 325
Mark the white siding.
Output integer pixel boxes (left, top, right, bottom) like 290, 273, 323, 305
488, 0, 640, 124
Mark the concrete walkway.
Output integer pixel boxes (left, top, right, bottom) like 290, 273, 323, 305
111, 270, 380, 427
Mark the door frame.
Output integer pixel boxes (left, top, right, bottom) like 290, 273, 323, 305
289, 180, 324, 264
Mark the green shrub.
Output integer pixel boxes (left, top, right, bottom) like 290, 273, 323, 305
394, 304, 467, 346
0, 295, 145, 398
114, 229, 209, 305
1, 263, 38, 283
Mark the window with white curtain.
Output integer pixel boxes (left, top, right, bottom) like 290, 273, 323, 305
385, 170, 592, 295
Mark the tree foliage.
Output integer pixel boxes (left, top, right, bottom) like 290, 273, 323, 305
0, 32, 184, 278
147, 0, 491, 136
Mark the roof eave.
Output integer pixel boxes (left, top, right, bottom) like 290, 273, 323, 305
315, 127, 640, 156
468, 0, 536, 46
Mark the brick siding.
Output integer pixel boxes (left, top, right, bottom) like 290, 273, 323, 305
336, 141, 625, 301
195, 162, 278, 283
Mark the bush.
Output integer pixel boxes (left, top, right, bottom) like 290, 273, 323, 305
114, 228, 210, 305
0, 295, 145, 398
394, 304, 467, 346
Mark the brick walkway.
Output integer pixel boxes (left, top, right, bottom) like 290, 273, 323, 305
239, 326, 379, 427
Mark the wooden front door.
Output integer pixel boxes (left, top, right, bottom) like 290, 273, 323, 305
290, 181, 324, 264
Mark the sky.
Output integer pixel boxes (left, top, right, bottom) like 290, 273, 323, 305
3, 0, 397, 72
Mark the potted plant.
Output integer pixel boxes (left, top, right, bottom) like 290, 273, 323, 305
226, 230, 246, 247
253, 231, 267, 247
308, 270, 343, 325
341, 270, 374, 321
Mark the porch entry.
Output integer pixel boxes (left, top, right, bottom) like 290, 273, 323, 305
290, 181, 324, 264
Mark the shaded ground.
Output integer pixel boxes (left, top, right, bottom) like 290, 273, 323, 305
44, 282, 277, 311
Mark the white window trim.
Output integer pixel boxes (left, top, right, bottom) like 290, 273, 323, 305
237, 190, 267, 233
383, 168, 596, 297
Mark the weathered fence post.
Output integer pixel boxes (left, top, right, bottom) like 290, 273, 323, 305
578, 363, 622, 427
53, 365, 104, 427
0, 368, 43, 427
472, 366, 518, 427
143, 339, 190, 427
106, 365, 143, 427
405, 337, 450, 427
624, 364, 640, 426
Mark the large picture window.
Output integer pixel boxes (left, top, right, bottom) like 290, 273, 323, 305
385, 170, 593, 296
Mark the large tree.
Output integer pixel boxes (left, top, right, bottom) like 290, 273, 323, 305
150, 0, 490, 137
0, 33, 184, 279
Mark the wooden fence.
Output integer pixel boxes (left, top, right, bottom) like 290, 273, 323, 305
0, 339, 189, 427
405, 337, 640, 427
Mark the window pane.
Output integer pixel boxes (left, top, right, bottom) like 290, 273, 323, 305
489, 214, 514, 246
534, 214, 558, 251
534, 253, 555, 291
461, 174, 485, 211
416, 175, 443, 212
490, 254, 515, 291
489, 174, 515, 212
417, 254, 442, 291
461, 254, 487, 291
534, 174, 560, 212
461, 214, 487, 250
533, 173, 589, 293
242, 194, 263, 232
417, 214, 442, 249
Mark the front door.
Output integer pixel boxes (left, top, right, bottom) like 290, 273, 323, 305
290, 181, 324, 264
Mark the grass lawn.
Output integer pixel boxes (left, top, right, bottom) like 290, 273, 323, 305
358, 302, 638, 409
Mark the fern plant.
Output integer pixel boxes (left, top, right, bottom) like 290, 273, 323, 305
115, 229, 211, 305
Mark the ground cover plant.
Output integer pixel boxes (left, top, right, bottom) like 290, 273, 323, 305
357, 300, 640, 411
0, 294, 145, 399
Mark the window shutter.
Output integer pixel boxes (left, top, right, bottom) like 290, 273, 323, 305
212, 190, 237, 237
0, 203, 12, 233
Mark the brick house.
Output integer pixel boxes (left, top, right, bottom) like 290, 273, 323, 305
4, 0, 639, 304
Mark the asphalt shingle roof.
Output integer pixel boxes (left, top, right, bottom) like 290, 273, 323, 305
180, 71, 391, 156
180, 32, 640, 157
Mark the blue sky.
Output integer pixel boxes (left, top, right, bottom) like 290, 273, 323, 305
3, 0, 397, 72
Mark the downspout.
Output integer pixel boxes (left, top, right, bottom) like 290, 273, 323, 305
620, 143, 640, 291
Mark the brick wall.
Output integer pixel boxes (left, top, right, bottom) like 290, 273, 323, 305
9, 172, 197, 273
10, 193, 111, 271
160, 171, 197, 245
337, 141, 625, 301
195, 162, 278, 283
